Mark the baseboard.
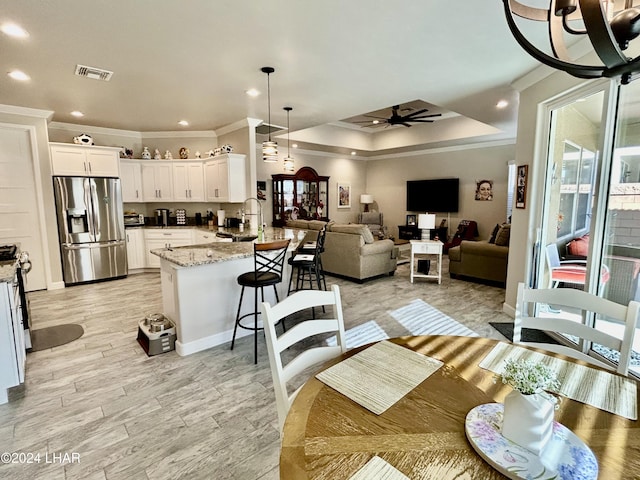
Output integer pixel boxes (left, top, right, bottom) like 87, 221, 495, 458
502, 302, 516, 318
175, 327, 252, 356
48, 281, 65, 290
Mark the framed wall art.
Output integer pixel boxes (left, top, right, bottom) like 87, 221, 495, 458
338, 182, 351, 208
406, 214, 417, 226
516, 164, 528, 209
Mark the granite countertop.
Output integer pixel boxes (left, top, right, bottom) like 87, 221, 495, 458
0, 259, 18, 283
150, 227, 307, 268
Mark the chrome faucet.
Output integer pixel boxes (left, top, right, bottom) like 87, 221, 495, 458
243, 197, 263, 232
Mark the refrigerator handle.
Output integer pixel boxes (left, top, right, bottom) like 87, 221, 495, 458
89, 179, 101, 241
84, 178, 97, 242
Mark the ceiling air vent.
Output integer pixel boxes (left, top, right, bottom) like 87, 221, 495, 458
74, 64, 113, 81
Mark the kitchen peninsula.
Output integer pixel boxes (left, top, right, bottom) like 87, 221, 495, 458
151, 226, 305, 356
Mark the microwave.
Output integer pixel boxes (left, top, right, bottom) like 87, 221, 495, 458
124, 214, 145, 226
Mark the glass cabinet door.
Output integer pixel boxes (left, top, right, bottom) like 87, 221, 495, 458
272, 167, 330, 226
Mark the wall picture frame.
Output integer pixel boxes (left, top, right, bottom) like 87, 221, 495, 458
516, 164, 528, 209
337, 182, 351, 208
406, 214, 417, 226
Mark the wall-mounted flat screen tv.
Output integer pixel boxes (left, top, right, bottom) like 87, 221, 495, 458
406, 178, 459, 212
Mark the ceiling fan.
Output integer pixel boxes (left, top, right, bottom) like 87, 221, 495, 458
354, 104, 441, 128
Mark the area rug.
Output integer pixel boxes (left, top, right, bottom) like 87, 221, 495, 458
30, 324, 84, 351
489, 322, 559, 344
326, 320, 389, 349
390, 299, 479, 337
489, 322, 640, 366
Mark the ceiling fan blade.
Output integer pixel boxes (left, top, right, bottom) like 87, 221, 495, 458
408, 119, 436, 123
401, 122, 412, 127
402, 108, 429, 118
361, 114, 389, 120
410, 113, 442, 120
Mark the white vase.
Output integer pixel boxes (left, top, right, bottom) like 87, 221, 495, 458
502, 390, 555, 455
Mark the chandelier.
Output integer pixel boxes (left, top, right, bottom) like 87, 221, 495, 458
261, 67, 278, 162
283, 106, 295, 172
503, 0, 640, 84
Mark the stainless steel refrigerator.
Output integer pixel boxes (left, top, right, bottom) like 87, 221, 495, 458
53, 176, 127, 285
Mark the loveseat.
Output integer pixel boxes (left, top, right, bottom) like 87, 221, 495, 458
448, 223, 510, 285
286, 220, 398, 282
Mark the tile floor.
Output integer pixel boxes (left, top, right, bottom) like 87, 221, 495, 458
0, 260, 511, 479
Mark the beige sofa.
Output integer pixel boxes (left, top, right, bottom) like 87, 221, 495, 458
448, 241, 509, 285
286, 220, 398, 282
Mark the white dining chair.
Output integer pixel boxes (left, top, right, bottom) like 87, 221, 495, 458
515, 282, 640, 375
261, 284, 347, 432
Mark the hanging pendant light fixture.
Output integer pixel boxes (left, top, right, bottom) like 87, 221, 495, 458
283, 106, 295, 172
502, 0, 640, 84
261, 67, 278, 162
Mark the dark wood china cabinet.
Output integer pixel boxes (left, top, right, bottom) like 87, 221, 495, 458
272, 166, 329, 227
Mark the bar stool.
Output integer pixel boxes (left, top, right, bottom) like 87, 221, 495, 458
231, 239, 290, 364
287, 227, 327, 294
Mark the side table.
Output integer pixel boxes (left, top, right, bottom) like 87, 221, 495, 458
410, 239, 443, 284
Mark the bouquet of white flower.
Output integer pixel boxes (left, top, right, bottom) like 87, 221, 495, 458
496, 359, 560, 395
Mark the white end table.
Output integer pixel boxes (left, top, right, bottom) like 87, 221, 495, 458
410, 240, 443, 284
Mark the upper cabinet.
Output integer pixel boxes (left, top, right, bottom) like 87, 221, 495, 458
173, 162, 205, 202
50, 143, 120, 177
141, 162, 174, 202
120, 160, 143, 202
205, 154, 246, 203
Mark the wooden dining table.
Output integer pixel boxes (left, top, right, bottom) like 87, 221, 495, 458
280, 335, 640, 479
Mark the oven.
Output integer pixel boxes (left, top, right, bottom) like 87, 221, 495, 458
16, 252, 32, 349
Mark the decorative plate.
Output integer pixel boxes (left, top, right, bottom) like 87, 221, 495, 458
465, 403, 597, 480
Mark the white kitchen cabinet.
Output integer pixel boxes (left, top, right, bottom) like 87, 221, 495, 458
0, 278, 25, 404
173, 163, 205, 202
205, 154, 246, 202
141, 162, 174, 202
121, 160, 143, 202
125, 228, 146, 269
120, 160, 143, 202
144, 229, 194, 268
50, 143, 120, 177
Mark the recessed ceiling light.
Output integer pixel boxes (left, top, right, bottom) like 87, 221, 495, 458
178, 120, 189, 126
70, 111, 84, 117
496, 100, 509, 109
8, 70, 30, 81
351, 151, 356, 156
245, 88, 260, 97
1, 23, 29, 38
372, 120, 380, 124
292, 143, 298, 148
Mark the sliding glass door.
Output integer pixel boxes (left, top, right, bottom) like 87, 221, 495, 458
536, 81, 640, 375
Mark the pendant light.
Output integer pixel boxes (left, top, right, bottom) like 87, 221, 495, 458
283, 106, 295, 172
261, 67, 278, 162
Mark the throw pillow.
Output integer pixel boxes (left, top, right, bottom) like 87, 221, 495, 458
494, 224, 511, 246
567, 235, 589, 257
488, 224, 500, 244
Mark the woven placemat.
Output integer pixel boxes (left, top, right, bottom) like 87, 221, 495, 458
480, 342, 637, 420
316, 340, 443, 415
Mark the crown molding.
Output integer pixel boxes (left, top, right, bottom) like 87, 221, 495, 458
0, 104, 54, 120
142, 130, 216, 139
49, 122, 142, 138
369, 138, 516, 160
216, 117, 262, 136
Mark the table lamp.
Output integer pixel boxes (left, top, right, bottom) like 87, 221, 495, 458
418, 213, 436, 240
360, 194, 374, 212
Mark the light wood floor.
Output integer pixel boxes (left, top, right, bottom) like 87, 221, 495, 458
0, 261, 510, 479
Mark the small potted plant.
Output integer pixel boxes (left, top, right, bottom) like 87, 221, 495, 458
496, 359, 560, 455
